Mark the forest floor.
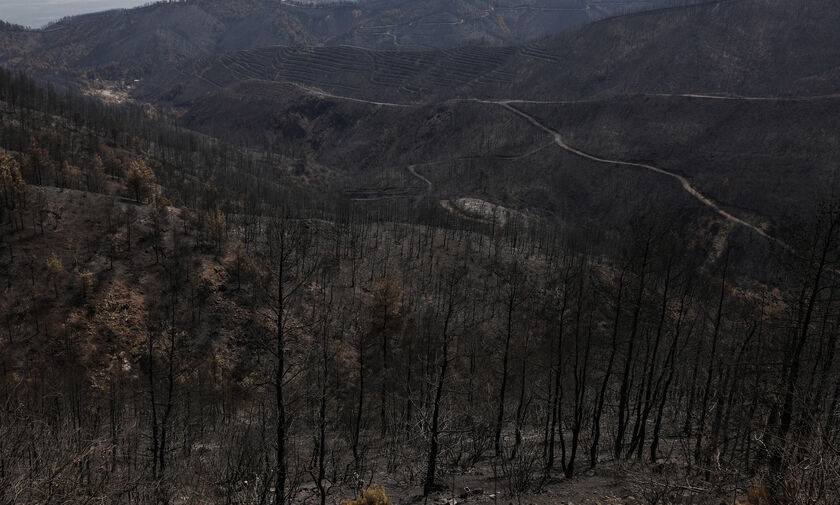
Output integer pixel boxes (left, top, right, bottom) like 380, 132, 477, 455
344, 458, 736, 505
315, 434, 743, 505
415, 467, 645, 505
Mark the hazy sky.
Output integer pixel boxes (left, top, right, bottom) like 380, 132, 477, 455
0, 0, 151, 28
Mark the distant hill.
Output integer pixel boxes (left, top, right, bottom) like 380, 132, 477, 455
134, 44, 526, 107
479, 0, 840, 99
129, 0, 840, 113
0, 0, 682, 84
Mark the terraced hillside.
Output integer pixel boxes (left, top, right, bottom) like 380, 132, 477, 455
128, 0, 840, 116
0, 0, 683, 85
329, 0, 679, 49
139, 44, 526, 105
467, 0, 840, 99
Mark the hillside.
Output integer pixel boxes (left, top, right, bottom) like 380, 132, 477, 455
0, 0, 681, 84
5, 1, 829, 276
107, 0, 840, 262
135, 45, 524, 107
2, 70, 839, 505
478, 0, 840, 99
118, 0, 840, 114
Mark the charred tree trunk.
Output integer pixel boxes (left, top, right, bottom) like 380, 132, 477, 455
694, 256, 727, 466
616, 237, 650, 460
424, 285, 454, 496
591, 271, 625, 468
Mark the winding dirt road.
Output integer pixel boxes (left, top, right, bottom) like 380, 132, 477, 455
218, 74, 840, 109
647, 93, 840, 102
491, 101, 794, 252
407, 164, 434, 202
228, 80, 825, 251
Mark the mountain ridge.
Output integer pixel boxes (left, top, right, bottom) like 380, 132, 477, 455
0, 0, 687, 86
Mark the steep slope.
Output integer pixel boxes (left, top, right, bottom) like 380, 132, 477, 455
0, 0, 361, 81
472, 0, 840, 99
328, 0, 671, 49
136, 45, 526, 106
133, 0, 840, 112
0, 0, 682, 85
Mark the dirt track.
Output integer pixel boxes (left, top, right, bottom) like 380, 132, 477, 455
490, 101, 794, 252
